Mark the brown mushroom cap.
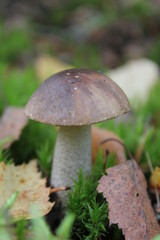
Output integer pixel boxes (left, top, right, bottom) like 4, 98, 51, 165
25, 69, 130, 126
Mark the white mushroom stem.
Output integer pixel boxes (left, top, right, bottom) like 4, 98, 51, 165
51, 125, 91, 200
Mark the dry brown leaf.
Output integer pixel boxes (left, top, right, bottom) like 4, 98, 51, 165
92, 126, 126, 164
35, 55, 72, 81
0, 161, 53, 220
97, 160, 160, 240
0, 107, 28, 149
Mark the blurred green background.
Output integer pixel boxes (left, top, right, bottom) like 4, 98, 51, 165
0, 0, 160, 70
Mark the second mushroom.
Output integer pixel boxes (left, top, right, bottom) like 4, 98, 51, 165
25, 69, 130, 201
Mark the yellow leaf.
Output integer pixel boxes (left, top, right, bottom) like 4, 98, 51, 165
0, 161, 54, 220
35, 55, 72, 81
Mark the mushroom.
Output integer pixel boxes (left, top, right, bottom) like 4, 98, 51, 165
25, 69, 130, 201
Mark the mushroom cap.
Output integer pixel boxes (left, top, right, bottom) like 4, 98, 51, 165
25, 69, 130, 126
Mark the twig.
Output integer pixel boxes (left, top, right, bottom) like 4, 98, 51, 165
50, 186, 71, 193
100, 138, 133, 160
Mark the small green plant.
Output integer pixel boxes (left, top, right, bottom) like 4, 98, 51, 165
0, 192, 75, 240
32, 212, 75, 240
15, 219, 27, 240
0, 148, 12, 164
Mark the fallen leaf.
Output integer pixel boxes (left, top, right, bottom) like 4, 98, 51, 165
0, 161, 53, 220
150, 167, 160, 189
35, 55, 72, 81
97, 160, 160, 240
92, 126, 126, 164
0, 107, 28, 149
109, 58, 159, 103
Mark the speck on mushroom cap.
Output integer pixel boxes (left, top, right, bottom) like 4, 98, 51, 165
25, 69, 130, 126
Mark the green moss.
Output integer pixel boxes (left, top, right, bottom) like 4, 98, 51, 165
67, 170, 109, 239
67, 155, 122, 240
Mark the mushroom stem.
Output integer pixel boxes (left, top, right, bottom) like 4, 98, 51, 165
51, 125, 91, 199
